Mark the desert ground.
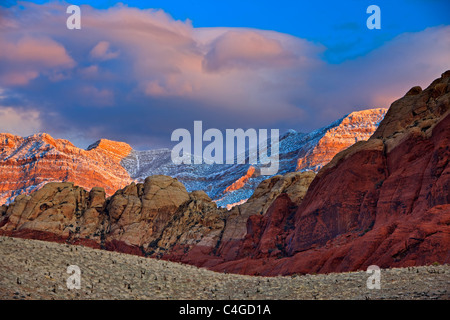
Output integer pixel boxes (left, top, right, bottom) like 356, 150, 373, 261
0, 236, 448, 300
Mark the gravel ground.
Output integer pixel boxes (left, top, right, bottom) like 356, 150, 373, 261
0, 236, 448, 300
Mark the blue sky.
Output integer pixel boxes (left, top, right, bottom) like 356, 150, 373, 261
5, 0, 449, 63
0, 1, 449, 148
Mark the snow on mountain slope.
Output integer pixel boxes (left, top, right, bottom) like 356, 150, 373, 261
0, 133, 133, 205
122, 108, 387, 207
0, 108, 386, 207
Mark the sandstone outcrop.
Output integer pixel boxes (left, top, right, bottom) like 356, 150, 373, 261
0, 171, 316, 270
106, 175, 191, 248
209, 171, 316, 264
0, 175, 228, 260
296, 108, 387, 171
206, 71, 450, 275
0, 109, 386, 210
1, 72, 448, 277
0, 134, 133, 204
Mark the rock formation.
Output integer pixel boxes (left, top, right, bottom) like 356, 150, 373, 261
202, 108, 387, 207
0, 172, 315, 271
206, 70, 450, 275
0, 72, 448, 276
296, 108, 387, 172
0, 175, 229, 260
0, 109, 386, 209
0, 134, 133, 204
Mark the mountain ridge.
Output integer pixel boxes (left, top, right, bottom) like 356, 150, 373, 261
0, 72, 448, 276
0, 108, 387, 207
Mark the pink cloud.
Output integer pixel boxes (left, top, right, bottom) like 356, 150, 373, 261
0, 106, 42, 136
0, 36, 74, 86
0, 36, 74, 67
313, 25, 450, 121
0, 2, 449, 147
79, 65, 99, 78
90, 41, 120, 61
0, 71, 39, 86
202, 30, 294, 72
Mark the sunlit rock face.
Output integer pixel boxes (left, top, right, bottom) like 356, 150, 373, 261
0, 108, 386, 208
295, 108, 388, 172
1, 72, 448, 276
121, 108, 387, 208
0, 133, 133, 205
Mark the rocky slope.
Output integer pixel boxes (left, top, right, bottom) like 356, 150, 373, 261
296, 108, 388, 171
0, 109, 386, 208
0, 134, 133, 204
205, 71, 450, 275
123, 108, 387, 208
1, 73, 445, 276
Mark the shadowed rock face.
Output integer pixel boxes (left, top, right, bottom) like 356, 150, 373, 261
0, 172, 315, 270
0, 72, 449, 276
0, 175, 230, 259
206, 71, 450, 275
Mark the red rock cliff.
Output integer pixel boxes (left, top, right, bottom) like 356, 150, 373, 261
206, 71, 450, 275
0, 134, 133, 204
0, 72, 448, 277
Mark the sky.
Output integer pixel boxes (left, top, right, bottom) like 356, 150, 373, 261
0, 0, 449, 149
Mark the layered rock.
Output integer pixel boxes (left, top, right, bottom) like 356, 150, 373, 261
224, 166, 256, 193
212, 172, 316, 265
0, 182, 108, 246
1, 73, 447, 276
0, 134, 133, 204
295, 108, 387, 171
0, 171, 316, 270
0, 109, 386, 209
206, 71, 450, 275
120, 108, 387, 208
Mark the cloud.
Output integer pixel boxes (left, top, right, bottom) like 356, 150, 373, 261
0, 71, 39, 86
0, 36, 75, 86
79, 86, 115, 107
0, 37, 73, 67
0, 106, 42, 136
90, 41, 120, 61
202, 30, 294, 72
79, 65, 99, 78
306, 26, 450, 121
0, 2, 449, 148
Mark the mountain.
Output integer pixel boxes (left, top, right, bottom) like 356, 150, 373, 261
123, 108, 386, 208
0, 108, 387, 208
213, 108, 387, 208
0, 134, 133, 205
206, 70, 450, 275
1, 71, 447, 276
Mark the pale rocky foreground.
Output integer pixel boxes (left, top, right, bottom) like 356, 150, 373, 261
0, 236, 448, 300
